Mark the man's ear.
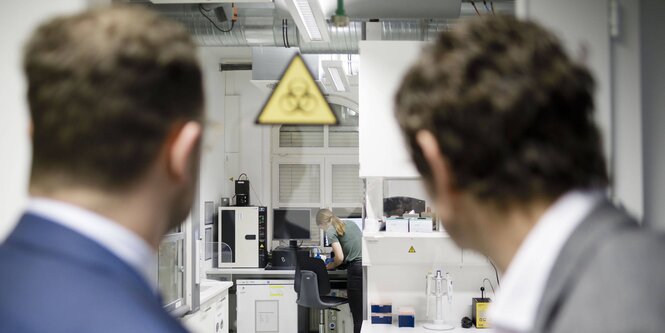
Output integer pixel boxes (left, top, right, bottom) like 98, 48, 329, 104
168, 121, 202, 182
415, 130, 453, 198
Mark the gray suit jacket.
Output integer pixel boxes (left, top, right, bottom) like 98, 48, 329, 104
532, 199, 665, 333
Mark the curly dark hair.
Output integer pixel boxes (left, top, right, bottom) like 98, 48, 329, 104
394, 15, 608, 205
25, 6, 203, 190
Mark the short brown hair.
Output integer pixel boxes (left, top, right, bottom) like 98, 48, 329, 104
395, 16, 608, 204
24, 5, 203, 190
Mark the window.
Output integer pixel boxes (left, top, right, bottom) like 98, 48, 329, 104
272, 104, 361, 246
279, 125, 324, 147
331, 164, 362, 204
159, 226, 185, 312
329, 105, 359, 148
278, 163, 322, 205
273, 104, 359, 153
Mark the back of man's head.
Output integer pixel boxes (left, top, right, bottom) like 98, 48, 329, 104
395, 16, 608, 206
24, 5, 203, 192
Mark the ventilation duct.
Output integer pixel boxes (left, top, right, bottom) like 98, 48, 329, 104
148, 4, 453, 54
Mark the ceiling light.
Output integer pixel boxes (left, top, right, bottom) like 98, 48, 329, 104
322, 60, 349, 92
285, 0, 331, 42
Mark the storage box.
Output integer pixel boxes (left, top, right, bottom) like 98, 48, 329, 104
398, 307, 415, 327
409, 218, 433, 233
385, 218, 409, 232
370, 304, 392, 313
371, 313, 393, 324
398, 315, 415, 327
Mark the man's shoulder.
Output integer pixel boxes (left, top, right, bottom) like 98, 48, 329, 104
0, 250, 184, 333
0, 217, 185, 333
545, 228, 665, 333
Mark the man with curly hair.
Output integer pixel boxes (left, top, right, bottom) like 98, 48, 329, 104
395, 16, 665, 333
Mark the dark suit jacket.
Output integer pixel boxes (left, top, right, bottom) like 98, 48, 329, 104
0, 213, 188, 333
533, 200, 665, 333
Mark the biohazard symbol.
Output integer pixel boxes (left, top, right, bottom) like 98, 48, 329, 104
408, 246, 416, 254
256, 54, 338, 125
280, 78, 316, 114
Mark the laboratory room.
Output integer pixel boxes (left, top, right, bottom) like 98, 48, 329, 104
2, 0, 665, 333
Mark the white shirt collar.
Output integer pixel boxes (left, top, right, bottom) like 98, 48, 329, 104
27, 197, 158, 293
488, 189, 604, 333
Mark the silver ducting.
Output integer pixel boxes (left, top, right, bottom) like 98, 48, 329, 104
146, 4, 453, 53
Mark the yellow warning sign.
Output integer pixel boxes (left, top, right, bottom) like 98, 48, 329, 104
408, 246, 416, 253
256, 54, 338, 125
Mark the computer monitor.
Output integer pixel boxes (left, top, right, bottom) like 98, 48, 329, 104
273, 209, 311, 244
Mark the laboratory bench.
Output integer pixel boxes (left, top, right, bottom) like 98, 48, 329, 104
206, 267, 352, 332
206, 267, 348, 278
361, 321, 482, 332
181, 280, 233, 333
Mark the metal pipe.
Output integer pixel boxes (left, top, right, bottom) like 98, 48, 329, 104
147, 4, 453, 53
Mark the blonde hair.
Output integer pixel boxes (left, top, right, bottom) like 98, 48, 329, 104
316, 209, 345, 236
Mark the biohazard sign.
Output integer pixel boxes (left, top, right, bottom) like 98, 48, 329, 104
408, 246, 416, 254
256, 54, 338, 125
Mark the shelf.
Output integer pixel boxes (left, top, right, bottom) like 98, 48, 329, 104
363, 231, 450, 239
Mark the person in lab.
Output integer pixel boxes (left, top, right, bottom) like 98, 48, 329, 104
0, 6, 202, 333
316, 209, 363, 333
394, 16, 665, 333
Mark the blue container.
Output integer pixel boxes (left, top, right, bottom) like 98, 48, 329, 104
370, 304, 392, 313
371, 314, 392, 324
398, 315, 415, 328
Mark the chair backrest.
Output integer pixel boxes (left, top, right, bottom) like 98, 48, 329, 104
294, 253, 331, 296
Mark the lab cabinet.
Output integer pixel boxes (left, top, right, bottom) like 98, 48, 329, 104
218, 207, 261, 268
182, 286, 229, 333
236, 280, 298, 333
362, 232, 462, 266
359, 41, 427, 178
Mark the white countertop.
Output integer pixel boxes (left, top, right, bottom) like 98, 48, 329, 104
199, 279, 233, 305
206, 267, 347, 276
361, 321, 485, 332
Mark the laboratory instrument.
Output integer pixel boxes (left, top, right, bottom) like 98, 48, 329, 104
424, 270, 454, 330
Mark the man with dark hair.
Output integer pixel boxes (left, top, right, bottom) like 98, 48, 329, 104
0, 6, 202, 332
395, 16, 665, 333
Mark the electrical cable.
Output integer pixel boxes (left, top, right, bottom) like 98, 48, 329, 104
285, 19, 291, 48
490, 1, 495, 14
483, 1, 492, 14
249, 181, 264, 206
282, 19, 287, 48
198, 4, 235, 33
470, 1, 481, 16
482, 278, 496, 294
489, 259, 501, 287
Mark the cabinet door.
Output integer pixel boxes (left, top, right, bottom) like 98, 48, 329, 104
359, 41, 426, 178
235, 208, 259, 267
211, 295, 228, 333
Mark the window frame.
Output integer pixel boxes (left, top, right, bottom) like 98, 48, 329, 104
271, 125, 359, 155
325, 156, 362, 209
271, 156, 326, 208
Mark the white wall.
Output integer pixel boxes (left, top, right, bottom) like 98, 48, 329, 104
517, 0, 647, 220
224, 69, 271, 208
0, 1, 93, 241
611, 0, 643, 219
641, 0, 665, 229
197, 47, 229, 273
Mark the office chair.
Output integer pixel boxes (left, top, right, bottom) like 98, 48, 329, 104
295, 255, 348, 333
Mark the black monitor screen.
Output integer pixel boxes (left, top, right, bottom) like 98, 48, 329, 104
273, 209, 311, 240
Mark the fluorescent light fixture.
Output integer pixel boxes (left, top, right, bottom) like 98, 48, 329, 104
285, 0, 331, 42
322, 60, 349, 92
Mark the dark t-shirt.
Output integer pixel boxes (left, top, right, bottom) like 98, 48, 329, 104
326, 220, 362, 263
